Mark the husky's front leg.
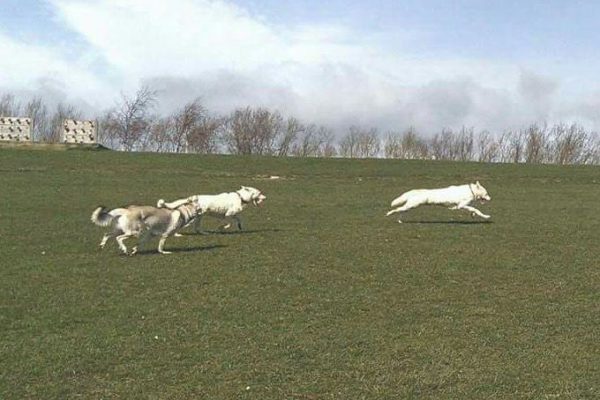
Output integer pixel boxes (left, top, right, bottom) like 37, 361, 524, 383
457, 203, 490, 219
174, 217, 196, 237
116, 233, 133, 254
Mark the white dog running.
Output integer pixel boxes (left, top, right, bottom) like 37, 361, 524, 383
385, 181, 492, 223
158, 186, 266, 234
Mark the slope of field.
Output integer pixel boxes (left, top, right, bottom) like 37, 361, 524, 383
1, 149, 598, 399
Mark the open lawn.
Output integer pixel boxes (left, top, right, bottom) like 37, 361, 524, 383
1, 148, 598, 399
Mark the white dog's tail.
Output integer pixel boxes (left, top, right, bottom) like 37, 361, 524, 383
157, 196, 196, 210
390, 193, 409, 208
91, 206, 116, 227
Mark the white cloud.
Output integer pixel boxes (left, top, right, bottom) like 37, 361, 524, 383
0, 0, 597, 133
0, 30, 115, 112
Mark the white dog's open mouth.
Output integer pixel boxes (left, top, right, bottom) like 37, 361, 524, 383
253, 195, 266, 207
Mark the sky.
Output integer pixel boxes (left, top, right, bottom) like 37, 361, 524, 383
1, 0, 600, 134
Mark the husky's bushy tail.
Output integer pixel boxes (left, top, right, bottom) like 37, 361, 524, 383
91, 206, 129, 227
91, 206, 114, 227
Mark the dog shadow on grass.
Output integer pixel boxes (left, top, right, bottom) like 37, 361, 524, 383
134, 244, 228, 255
178, 228, 284, 236
402, 220, 494, 225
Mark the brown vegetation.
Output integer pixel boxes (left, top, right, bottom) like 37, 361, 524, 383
2, 88, 599, 164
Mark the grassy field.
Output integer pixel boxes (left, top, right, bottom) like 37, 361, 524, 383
1, 148, 598, 399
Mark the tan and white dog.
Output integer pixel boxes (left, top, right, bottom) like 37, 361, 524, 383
90, 200, 202, 255
386, 181, 491, 223
158, 186, 266, 234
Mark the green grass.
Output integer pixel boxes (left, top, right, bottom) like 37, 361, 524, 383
1, 148, 598, 399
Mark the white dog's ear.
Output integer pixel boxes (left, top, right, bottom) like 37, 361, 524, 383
476, 180, 481, 187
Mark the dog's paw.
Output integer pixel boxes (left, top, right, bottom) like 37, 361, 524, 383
174, 232, 183, 237
397, 219, 403, 224
482, 214, 491, 219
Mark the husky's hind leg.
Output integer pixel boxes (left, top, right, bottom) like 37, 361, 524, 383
99, 229, 119, 249
116, 233, 135, 254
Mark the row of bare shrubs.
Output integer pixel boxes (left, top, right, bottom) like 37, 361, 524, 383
2, 87, 600, 164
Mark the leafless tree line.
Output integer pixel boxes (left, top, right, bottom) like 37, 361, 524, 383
382, 124, 600, 164
97, 87, 336, 156
2, 87, 600, 164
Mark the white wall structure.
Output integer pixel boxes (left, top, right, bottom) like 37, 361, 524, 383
0, 117, 32, 142
62, 120, 96, 144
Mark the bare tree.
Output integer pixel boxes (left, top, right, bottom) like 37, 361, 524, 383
319, 128, 337, 157
549, 123, 592, 165
293, 124, 336, 157
357, 127, 380, 158
169, 99, 206, 153
384, 131, 402, 158
339, 126, 380, 158
276, 117, 304, 156
454, 127, 474, 161
476, 130, 498, 163
430, 129, 455, 160
147, 117, 172, 152
585, 132, 600, 165
523, 123, 550, 164
384, 128, 428, 159
0, 93, 21, 117
223, 107, 286, 155
509, 129, 526, 163
186, 114, 222, 154
496, 130, 525, 163
338, 126, 361, 158
103, 86, 156, 151
24, 98, 49, 142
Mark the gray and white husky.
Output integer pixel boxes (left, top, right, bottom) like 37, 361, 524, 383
90, 200, 202, 255
386, 181, 492, 223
